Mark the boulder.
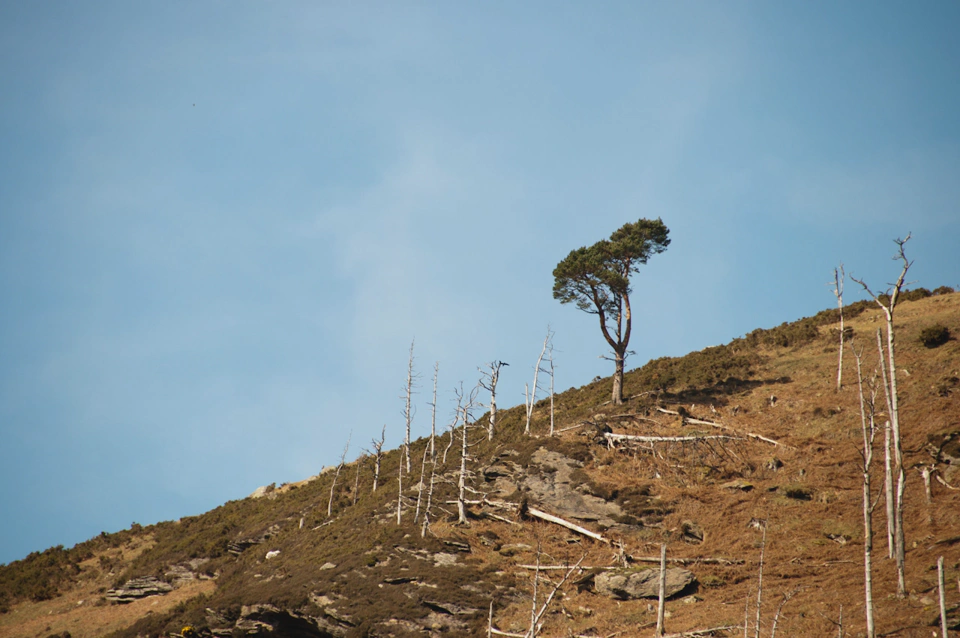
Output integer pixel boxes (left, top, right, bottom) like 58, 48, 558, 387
594, 567, 695, 600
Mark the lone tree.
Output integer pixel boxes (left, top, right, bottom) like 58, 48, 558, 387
553, 218, 670, 404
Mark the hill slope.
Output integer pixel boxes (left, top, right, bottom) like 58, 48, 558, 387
2, 290, 959, 638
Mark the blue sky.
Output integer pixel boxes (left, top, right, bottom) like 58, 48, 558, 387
1, 2, 958, 565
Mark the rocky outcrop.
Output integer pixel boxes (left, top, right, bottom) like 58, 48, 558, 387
104, 576, 173, 603
592, 567, 696, 600
165, 558, 213, 585
232, 604, 335, 638
228, 524, 282, 555
482, 448, 630, 529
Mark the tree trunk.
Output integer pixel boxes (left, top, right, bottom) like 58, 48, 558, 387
457, 420, 469, 525
938, 556, 948, 638
833, 265, 845, 391
656, 544, 667, 636
884, 421, 894, 559
854, 346, 876, 638
404, 340, 416, 474
612, 352, 625, 405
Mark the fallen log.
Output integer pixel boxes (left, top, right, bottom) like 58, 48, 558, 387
628, 555, 744, 566
654, 408, 788, 448
605, 433, 743, 444
663, 626, 740, 638
526, 506, 610, 544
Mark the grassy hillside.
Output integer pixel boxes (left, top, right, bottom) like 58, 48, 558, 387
2, 288, 959, 638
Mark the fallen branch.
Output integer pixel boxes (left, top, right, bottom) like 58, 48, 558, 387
526, 507, 610, 544
662, 626, 740, 638
484, 512, 521, 526
628, 554, 745, 566
935, 474, 959, 490
606, 433, 743, 444
655, 408, 788, 448
518, 564, 608, 571
556, 423, 587, 433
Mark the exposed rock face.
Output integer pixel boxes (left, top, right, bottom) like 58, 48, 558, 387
233, 604, 335, 638
482, 448, 629, 529
165, 558, 213, 585
104, 576, 173, 603
249, 483, 277, 499
593, 567, 696, 600
228, 524, 282, 555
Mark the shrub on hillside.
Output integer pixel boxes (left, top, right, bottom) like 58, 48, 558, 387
919, 324, 950, 348
630, 345, 759, 393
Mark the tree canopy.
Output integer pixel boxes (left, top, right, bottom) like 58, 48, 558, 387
552, 218, 670, 403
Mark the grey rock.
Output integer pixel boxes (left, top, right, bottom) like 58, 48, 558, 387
594, 567, 695, 600
104, 576, 173, 603
520, 448, 626, 528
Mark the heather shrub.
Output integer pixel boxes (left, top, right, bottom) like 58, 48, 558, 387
919, 324, 950, 348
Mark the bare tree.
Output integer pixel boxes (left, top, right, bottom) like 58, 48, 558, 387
327, 432, 352, 518
523, 538, 585, 638
547, 341, 556, 436
525, 328, 553, 435
851, 235, 912, 597
352, 453, 364, 506
938, 556, 949, 638
429, 362, 439, 459
456, 384, 480, 525
479, 360, 507, 441
853, 344, 881, 638
831, 264, 846, 391
883, 415, 895, 559
415, 364, 440, 523
754, 520, 767, 638
370, 425, 386, 493
397, 449, 404, 525
769, 588, 799, 638
402, 339, 419, 473
421, 449, 438, 538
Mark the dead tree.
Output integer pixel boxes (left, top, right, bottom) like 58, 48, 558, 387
397, 449, 404, 525
456, 384, 480, 525
327, 431, 352, 518
883, 415, 895, 559
832, 264, 846, 391
421, 449, 438, 538
656, 543, 667, 636
479, 360, 507, 441
938, 556, 948, 638
402, 339, 419, 473
524, 328, 552, 435
853, 343, 881, 638
852, 235, 912, 597
415, 363, 440, 524
523, 539, 585, 638
370, 425, 386, 493
769, 588, 799, 638
754, 520, 767, 638
352, 453, 364, 506
547, 341, 556, 436
429, 362, 439, 459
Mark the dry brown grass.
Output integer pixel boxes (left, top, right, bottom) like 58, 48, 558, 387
2, 292, 958, 638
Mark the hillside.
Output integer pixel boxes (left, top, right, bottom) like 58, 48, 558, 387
2, 289, 959, 638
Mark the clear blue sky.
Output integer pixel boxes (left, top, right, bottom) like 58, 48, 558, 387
1, 2, 958, 565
